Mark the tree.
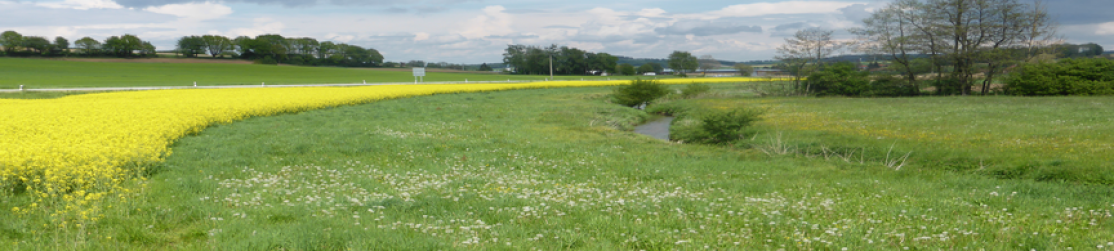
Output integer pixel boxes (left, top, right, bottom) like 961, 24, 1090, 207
617, 63, 636, 76
407, 60, 426, 67
232, 36, 254, 57
253, 34, 288, 62
636, 64, 654, 74
851, 1, 921, 91
22, 36, 51, 54
0, 31, 22, 54
698, 55, 721, 75
587, 52, 618, 75
141, 42, 157, 57
776, 28, 839, 95
478, 63, 493, 71
177, 36, 205, 58
612, 79, 669, 108
105, 34, 144, 57
863, 0, 1056, 95
317, 41, 336, 59
74, 37, 101, 56
647, 62, 665, 73
201, 35, 232, 58
51, 37, 69, 56
733, 63, 754, 77
667, 51, 698, 75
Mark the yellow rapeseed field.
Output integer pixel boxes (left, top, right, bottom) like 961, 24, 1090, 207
0, 78, 783, 226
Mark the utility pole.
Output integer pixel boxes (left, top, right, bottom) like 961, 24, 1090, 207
549, 54, 554, 80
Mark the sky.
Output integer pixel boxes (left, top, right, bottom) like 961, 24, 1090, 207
1, 0, 1112, 63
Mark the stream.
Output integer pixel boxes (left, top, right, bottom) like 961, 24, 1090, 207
633, 116, 674, 141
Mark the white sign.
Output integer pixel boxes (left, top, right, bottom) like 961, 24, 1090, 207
412, 67, 426, 77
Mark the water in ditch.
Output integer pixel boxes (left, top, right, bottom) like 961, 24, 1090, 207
633, 116, 674, 141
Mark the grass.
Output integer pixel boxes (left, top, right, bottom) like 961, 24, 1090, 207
0, 58, 669, 89
0, 91, 104, 99
653, 83, 1114, 184
3, 84, 1113, 249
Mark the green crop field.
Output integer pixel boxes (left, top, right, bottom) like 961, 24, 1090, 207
0, 58, 661, 89
3, 83, 1112, 250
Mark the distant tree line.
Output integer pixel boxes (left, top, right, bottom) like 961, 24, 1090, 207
176, 34, 384, 67
502, 44, 620, 75
0, 30, 156, 58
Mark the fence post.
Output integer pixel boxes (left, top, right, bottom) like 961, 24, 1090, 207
262, 82, 265, 86
19, 85, 24, 91
194, 81, 197, 87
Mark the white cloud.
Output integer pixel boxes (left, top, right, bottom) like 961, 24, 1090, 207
36, 0, 122, 10
144, 2, 233, 21
226, 18, 286, 37
459, 5, 513, 39
1097, 22, 1114, 35
636, 8, 667, 18
690, 1, 863, 19
413, 32, 430, 41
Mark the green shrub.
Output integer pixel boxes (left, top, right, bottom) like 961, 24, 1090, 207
645, 101, 691, 116
867, 75, 920, 97
1007, 58, 1114, 96
807, 62, 870, 96
612, 79, 669, 108
670, 107, 763, 144
680, 84, 711, 98
699, 108, 764, 143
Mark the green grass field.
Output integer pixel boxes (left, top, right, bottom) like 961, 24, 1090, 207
655, 84, 1114, 184
3, 84, 1112, 250
0, 58, 661, 89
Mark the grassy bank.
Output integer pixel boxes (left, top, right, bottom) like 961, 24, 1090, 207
0, 58, 667, 89
3, 84, 1112, 250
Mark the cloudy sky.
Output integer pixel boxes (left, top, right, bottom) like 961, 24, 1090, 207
1, 0, 1111, 63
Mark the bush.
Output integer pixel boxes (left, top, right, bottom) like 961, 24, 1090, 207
867, 75, 920, 97
699, 108, 763, 143
670, 107, 763, 144
1007, 58, 1114, 96
680, 84, 711, 98
807, 62, 870, 96
612, 79, 669, 108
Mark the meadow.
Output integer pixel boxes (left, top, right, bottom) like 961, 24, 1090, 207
0, 58, 657, 89
2, 81, 1113, 250
656, 84, 1114, 184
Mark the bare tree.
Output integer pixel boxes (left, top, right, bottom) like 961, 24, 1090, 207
1021, 0, 1061, 60
776, 28, 840, 95
852, 0, 921, 91
853, 0, 1056, 95
697, 55, 721, 75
